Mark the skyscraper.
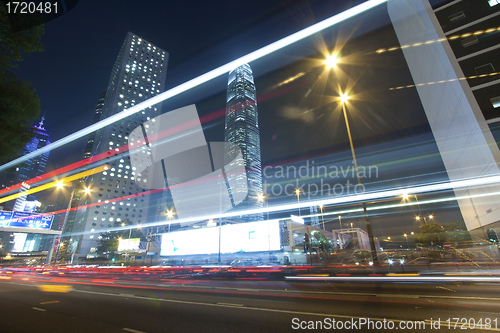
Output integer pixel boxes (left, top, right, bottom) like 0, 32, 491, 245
76, 32, 168, 259
8, 117, 50, 212
83, 90, 106, 160
388, 0, 500, 239
224, 64, 263, 222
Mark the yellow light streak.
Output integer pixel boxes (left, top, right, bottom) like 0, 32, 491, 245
389, 71, 500, 91
376, 26, 500, 54
0, 165, 108, 205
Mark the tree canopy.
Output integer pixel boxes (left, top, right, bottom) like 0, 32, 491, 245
0, 3, 44, 165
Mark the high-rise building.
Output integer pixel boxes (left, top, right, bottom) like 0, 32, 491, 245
388, 0, 500, 239
6, 117, 51, 212
75, 32, 168, 259
61, 90, 109, 246
84, 90, 107, 160
224, 64, 263, 222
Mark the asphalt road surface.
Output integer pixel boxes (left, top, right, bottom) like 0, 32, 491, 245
0, 277, 499, 332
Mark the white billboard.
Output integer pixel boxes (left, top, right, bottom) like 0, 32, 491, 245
220, 220, 281, 253
160, 227, 220, 256
160, 220, 281, 256
12, 233, 27, 252
118, 238, 140, 252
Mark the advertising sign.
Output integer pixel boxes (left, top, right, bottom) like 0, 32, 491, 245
118, 238, 141, 252
160, 227, 220, 256
160, 220, 281, 256
12, 233, 28, 252
220, 220, 281, 253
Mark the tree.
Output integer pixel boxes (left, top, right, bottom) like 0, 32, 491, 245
0, 3, 44, 165
414, 222, 446, 248
442, 220, 472, 248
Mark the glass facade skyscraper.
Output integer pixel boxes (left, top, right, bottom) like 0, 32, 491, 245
75, 32, 168, 260
224, 64, 263, 222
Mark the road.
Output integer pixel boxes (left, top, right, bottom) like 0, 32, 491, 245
1, 274, 500, 332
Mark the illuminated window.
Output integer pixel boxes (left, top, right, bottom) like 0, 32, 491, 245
491, 96, 500, 108
489, 0, 500, 6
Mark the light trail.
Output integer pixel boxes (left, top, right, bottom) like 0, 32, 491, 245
376, 25, 500, 54
0, 0, 387, 173
0, 165, 108, 205
390, 71, 500, 91
60, 174, 500, 236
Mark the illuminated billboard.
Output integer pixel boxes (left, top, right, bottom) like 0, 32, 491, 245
160, 227, 219, 256
220, 220, 281, 253
118, 238, 141, 252
160, 220, 281, 256
12, 233, 28, 252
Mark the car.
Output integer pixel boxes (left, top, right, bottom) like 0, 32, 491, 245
353, 249, 373, 266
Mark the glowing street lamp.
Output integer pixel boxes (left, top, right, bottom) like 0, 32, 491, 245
258, 194, 269, 221
166, 209, 174, 232
325, 54, 339, 69
319, 204, 325, 230
295, 189, 301, 217
404, 233, 409, 248
338, 92, 378, 264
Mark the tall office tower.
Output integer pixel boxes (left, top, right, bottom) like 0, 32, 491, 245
9, 117, 50, 211
225, 64, 263, 222
62, 90, 109, 246
388, 0, 500, 239
83, 90, 107, 160
76, 32, 168, 260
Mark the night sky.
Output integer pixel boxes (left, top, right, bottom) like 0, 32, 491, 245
10, 0, 458, 240
13, 0, 447, 169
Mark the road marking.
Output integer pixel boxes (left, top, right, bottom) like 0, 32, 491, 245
217, 302, 244, 307
436, 286, 456, 292
123, 328, 146, 333
4, 280, 500, 302
40, 301, 60, 305
72, 289, 500, 331
32, 307, 46, 312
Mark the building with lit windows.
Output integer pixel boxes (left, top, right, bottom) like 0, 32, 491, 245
83, 90, 107, 160
224, 64, 263, 222
0, 117, 51, 212
75, 32, 168, 260
388, 0, 500, 239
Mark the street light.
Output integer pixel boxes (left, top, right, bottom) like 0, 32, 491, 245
55, 184, 92, 264
295, 189, 301, 216
258, 193, 269, 221
338, 93, 378, 263
258, 193, 272, 262
405, 193, 428, 225
319, 204, 325, 230
166, 209, 174, 232
325, 53, 339, 69
404, 233, 409, 249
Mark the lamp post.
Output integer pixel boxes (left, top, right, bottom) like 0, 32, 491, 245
295, 189, 301, 216
405, 193, 428, 225
258, 194, 269, 221
339, 94, 378, 264
319, 204, 325, 230
404, 233, 409, 249
166, 210, 174, 232
54, 183, 91, 264
258, 193, 271, 263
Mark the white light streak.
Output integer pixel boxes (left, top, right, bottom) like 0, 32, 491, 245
0, 0, 387, 173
